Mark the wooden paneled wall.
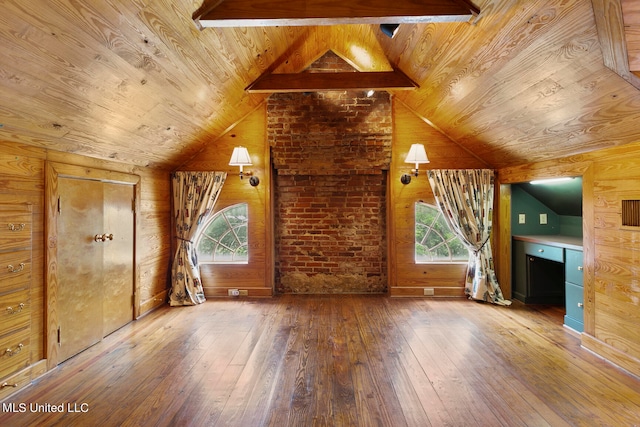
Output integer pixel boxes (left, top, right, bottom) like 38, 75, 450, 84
179, 96, 497, 298
178, 105, 273, 297
389, 100, 488, 297
498, 140, 640, 378
0, 141, 46, 384
0, 138, 171, 390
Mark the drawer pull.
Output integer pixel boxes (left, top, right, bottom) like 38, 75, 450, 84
1, 382, 18, 388
538, 249, 544, 253
7, 263, 25, 273
6, 303, 25, 314
5, 343, 23, 357
577, 266, 583, 271
577, 302, 584, 308
7, 223, 25, 232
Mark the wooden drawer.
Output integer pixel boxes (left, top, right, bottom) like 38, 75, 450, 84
0, 366, 32, 400
0, 250, 31, 294
0, 328, 30, 379
565, 281, 584, 332
0, 369, 31, 400
0, 212, 31, 252
522, 242, 564, 263
0, 289, 30, 336
565, 249, 583, 286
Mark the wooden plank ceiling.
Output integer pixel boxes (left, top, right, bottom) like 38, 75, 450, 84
0, 0, 639, 170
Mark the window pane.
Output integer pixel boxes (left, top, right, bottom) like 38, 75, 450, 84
225, 205, 247, 226
196, 203, 249, 264
197, 236, 216, 257
415, 202, 469, 263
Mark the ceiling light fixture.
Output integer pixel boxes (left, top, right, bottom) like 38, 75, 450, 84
530, 177, 574, 185
401, 143, 430, 184
229, 146, 259, 186
380, 24, 400, 38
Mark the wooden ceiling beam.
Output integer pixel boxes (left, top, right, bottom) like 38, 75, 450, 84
194, 0, 479, 28
245, 70, 418, 93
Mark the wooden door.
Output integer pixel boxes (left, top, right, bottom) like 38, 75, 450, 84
57, 178, 135, 361
102, 182, 135, 336
57, 178, 104, 361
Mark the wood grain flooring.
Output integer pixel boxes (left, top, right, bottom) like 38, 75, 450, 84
1, 295, 640, 426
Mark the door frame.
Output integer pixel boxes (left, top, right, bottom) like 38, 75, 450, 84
495, 163, 594, 335
45, 162, 140, 370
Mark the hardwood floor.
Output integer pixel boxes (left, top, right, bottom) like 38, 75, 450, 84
2, 295, 640, 426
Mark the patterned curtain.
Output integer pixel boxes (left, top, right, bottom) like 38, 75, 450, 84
169, 171, 226, 306
427, 169, 511, 306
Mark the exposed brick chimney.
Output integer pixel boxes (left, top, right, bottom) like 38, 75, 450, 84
268, 52, 392, 293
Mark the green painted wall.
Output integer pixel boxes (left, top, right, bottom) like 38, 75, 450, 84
511, 185, 582, 237
559, 215, 582, 237
511, 186, 558, 234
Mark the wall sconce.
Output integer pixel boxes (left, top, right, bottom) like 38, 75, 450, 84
400, 143, 429, 185
229, 146, 259, 186
380, 24, 400, 38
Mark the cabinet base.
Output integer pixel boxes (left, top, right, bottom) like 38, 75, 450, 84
564, 315, 584, 333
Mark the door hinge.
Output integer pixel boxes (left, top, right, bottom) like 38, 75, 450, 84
57, 196, 61, 214
131, 198, 136, 213
57, 326, 61, 345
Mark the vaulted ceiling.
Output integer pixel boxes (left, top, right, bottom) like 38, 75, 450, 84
1, 0, 639, 170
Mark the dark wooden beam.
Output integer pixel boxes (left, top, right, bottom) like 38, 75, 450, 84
245, 70, 418, 93
194, 0, 479, 28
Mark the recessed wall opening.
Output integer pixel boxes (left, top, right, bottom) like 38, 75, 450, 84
509, 176, 583, 314
526, 255, 565, 305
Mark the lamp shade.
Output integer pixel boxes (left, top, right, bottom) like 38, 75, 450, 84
229, 146, 252, 166
404, 144, 429, 165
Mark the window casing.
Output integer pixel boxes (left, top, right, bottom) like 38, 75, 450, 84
415, 202, 469, 263
196, 203, 248, 264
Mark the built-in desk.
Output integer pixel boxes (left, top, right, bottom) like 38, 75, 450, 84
512, 235, 583, 252
512, 235, 584, 332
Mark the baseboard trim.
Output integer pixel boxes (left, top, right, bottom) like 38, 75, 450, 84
582, 333, 640, 379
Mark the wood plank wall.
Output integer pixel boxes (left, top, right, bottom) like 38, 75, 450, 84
178, 104, 273, 297
0, 138, 171, 384
179, 98, 494, 299
498, 140, 640, 378
389, 99, 488, 297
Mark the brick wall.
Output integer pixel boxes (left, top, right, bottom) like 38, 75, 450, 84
274, 173, 388, 293
268, 52, 392, 293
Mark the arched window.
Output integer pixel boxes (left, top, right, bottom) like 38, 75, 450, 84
415, 202, 469, 263
196, 203, 248, 264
